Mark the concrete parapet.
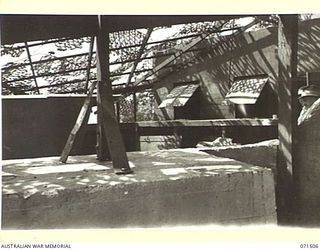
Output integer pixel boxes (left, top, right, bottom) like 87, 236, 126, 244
199, 139, 278, 178
2, 149, 276, 229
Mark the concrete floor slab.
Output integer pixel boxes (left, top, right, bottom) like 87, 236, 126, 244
2, 148, 277, 229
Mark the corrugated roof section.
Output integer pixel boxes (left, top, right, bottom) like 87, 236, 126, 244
158, 83, 199, 108
225, 76, 268, 104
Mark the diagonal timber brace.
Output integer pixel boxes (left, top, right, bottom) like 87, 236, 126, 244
96, 16, 133, 174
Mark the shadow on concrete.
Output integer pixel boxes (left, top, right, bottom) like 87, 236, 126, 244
2, 149, 265, 199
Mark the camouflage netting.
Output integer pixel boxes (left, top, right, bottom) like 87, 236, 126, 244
109, 29, 145, 63
1, 19, 246, 95
118, 90, 155, 123
1, 44, 25, 57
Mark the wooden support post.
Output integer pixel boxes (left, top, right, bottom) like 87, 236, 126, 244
134, 123, 140, 151
96, 84, 109, 161
116, 101, 120, 123
133, 92, 137, 122
96, 16, 132, 174
276, 14, 299, 224
60, 81, 97, 163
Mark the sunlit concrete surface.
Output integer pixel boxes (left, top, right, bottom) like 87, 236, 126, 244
200, 139, 278, 178
2, 148, 276, 229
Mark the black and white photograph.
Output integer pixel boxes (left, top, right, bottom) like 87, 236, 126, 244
1, 4, 320, 248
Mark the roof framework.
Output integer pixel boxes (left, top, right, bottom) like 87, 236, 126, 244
1, 15, 272, 95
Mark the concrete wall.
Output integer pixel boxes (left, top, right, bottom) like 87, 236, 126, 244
201, 139, 278, 179
2, 96, 277, 159
2, 95, 97, 160
140, 135, 182, 151
2, 96, 138, 160
2, 149, 277, 229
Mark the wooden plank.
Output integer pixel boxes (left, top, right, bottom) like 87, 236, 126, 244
110, 68, 153, 77
2, 15, 247, 45
96, 83, 109, 161
24, 42, 40, 94
133, 93, 137, 122
96, 16, 132, 173
276, 15, 299, 224
60, 81, 97, 163
116, 101, 121, 123
84, 36, 95, 92
113, 82, 153, 94
137, 118, 278, 128
127, 28, 153, 85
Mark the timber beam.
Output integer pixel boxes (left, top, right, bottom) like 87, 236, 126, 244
95, 16, 132, 174
276, 14, 299, 224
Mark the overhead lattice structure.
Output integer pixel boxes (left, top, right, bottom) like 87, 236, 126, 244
1, 17, 262, 95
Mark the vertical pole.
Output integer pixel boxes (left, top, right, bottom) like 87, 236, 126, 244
116, 101, 120, 123
96, 85, 109, 161
95, 15, 132, 174
133, 92, 137, 122
276, 14, 299, 224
